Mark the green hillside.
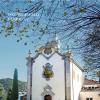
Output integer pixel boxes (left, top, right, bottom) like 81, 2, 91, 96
0, 78, 27, 99
0, 78, 27, 92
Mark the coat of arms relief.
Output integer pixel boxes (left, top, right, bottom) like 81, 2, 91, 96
43, 63, 54, 80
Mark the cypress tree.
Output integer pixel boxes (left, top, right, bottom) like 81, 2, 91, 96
7, 89, 12, 100
12, 68, 18, 100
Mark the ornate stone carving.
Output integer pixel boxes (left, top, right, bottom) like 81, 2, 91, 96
44, 47, 52, 55
43, 63, 54, 80
41, 85, 55, 96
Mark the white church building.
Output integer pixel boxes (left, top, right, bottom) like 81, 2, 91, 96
26, 40, 84, 100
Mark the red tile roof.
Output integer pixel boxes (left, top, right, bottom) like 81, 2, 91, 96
83, 78, 100, 85
81, 78, 100, 92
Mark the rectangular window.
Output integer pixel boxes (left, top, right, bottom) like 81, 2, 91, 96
86, 98, 89, 100
86, 98, 93, 100
90, 98, 93, 100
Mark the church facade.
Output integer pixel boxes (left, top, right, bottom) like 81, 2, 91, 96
26, 41, 84, 100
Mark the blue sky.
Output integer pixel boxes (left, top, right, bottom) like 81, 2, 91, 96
0, 0, 99, 82
0, 35, 84, 81
0, 0, 85, 82
0, 36, 35, 81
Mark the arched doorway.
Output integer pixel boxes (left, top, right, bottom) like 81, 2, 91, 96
44, 95, 52, 100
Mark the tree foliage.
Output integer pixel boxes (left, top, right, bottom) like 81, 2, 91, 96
0, 83, 4, 97
0, 83, 5, 100
12, 68, 18, 100
49, 0, 100, 78
0, 0, 100, 78
7, 89, 12, 100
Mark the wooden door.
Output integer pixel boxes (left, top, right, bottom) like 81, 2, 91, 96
44, 95, 52, 100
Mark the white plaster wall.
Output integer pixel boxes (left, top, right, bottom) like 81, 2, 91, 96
27, 66, 30, 99
80, 91, 100, 100
70, 62, 83, 100
32, 53, 65, 100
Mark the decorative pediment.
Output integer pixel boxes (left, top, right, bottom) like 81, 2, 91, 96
38, 41, 58, 54
41, 85, 55, 96
32, 40, 64, 60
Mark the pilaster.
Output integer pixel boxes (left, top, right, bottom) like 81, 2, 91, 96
26, 50, 34, 100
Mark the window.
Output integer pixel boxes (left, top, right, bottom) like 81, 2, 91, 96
92, 87, 94, 89
86, 98, 93, 100
86, 98, 89, 100
90, 98, 93, 100
88, 87, 91, 90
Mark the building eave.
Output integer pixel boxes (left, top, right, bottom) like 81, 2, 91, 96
71, 58, 84, 72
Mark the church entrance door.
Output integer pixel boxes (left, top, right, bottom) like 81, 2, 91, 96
44, 95, 52, 100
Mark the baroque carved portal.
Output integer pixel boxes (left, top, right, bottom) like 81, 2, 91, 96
41, 85, 55, 98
